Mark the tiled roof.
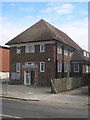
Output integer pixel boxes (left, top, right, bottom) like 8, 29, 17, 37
71, 50, 89, 62
6, 19, 82, 51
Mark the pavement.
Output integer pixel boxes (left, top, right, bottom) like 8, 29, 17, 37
0, 82, 88, 108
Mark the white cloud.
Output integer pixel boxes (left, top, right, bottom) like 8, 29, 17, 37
62, 4, 73, 9
42, 3, 74, 15
10, 3, 15, 6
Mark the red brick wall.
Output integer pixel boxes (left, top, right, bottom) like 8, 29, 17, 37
10, 44, 54, 86
0, 48, 10, 72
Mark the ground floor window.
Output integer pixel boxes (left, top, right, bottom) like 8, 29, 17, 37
73, 64, 79, 72
11, 72, 16, 79
11, 72, 20, 80
40, 62, 45, 72
58, 63, 62, 72
64, 64, 68, 72
86, 65, 88, 73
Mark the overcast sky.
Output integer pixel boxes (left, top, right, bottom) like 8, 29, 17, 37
0, 2, 88, 51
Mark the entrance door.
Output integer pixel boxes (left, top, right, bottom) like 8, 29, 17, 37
31, 71, 35, 85
24, 71, 35, 85
24, 71, 31, 85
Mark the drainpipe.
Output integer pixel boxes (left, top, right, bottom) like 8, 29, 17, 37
62, 46, 64, 78
55, 41, 58, 78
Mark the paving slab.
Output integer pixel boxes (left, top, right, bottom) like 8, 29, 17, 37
0, 83, 88, 108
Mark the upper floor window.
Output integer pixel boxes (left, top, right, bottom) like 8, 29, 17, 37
70, 51, 73, 56
58, 63, 62, 72
25, 62, 35, 66
17, 47, 21, 54
25, 45, 35, 53
58, 46, 62, 53
64, 49, 68, 55
16, 63, 20, 72
40, 62, 45, 72
83, 51, 86, 57
86, 65, 88, 73
87, 53, 89, 58
64, 64, 68, 72
40, 44, 45, 52
73, 64, 79, 72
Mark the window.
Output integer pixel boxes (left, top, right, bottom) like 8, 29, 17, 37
11, 72, 16, 80
58, 63, 62, 72
40, 62, 45, 72
86, 65, 88, 73
17, 47, 21, 54
64, 49, 68, 55
64, 64, 68, 72
16, 63, 20, 72
87, 53, 89, 58
83, 51, 86, 57
73, 64, 79, 72
40, 44, 45, 52
25, 45, 35, 53
70, 51, 73, 56
25, 62, 35, 66
16, 73, 20, 80
58, 46, 62, 53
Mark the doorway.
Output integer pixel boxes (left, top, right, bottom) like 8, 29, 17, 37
24, 71, 35, 85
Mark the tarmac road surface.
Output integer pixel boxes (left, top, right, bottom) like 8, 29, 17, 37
2, 98, 88, 119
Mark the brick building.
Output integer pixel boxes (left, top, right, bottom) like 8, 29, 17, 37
0, 46, 10, 80
6, 19, 90, 86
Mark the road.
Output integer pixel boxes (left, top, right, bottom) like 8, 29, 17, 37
1, 98, 88, 119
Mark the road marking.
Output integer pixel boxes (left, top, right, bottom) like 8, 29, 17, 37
0, 114, 22, 119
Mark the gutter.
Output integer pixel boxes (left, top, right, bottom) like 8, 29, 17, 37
6, 39, 76, 51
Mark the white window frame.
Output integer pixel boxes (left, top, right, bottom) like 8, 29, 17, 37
87, 53, 89, 58
16, 63, 20, 72
64, 49, 68, 55
40, 62, 45, 72
40, 44, 45, 52
64, 64, 68, 72
83, 51, 86, 57
73, 64, 79, 72
25, 45, 35, 53
58, 63, 62, 72
17, 46, 21, 54
58, 46, 62, 53
25, 62, 35, 66
86, 65, 88, 73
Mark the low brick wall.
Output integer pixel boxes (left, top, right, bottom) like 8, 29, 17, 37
51, 77, 83, 93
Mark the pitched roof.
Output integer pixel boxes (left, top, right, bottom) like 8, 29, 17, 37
71, 50, 89, 62
6, 19, 82, 50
